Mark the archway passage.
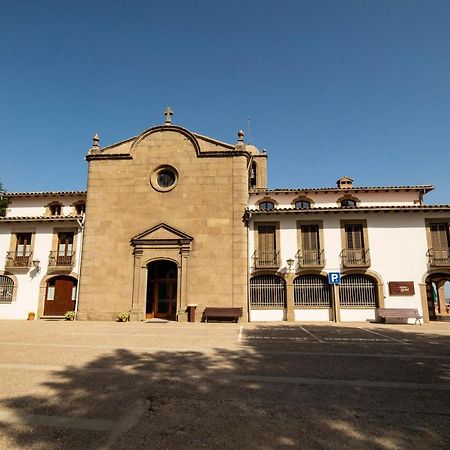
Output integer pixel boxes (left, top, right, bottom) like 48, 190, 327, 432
146, 260, 178, 320
44, 276, 77, 316
425, 273, 450, 321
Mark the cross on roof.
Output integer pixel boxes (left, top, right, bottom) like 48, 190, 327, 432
164, 107, 173, 125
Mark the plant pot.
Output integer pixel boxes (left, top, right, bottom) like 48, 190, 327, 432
27, 313, 35, 321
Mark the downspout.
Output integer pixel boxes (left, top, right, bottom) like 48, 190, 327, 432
74, 214, 85, 317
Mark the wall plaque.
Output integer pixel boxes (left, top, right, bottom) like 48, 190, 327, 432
388, 282, 415, 296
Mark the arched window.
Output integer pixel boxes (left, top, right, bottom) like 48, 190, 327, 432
74, 202, 86, 215
0, 275, 14, 303
295, 200, 311, 209
47, 202, 63, 216
259, 201, 275, 210
250, 275, 286, 307
294, 275, 331, 307
340, 274, 378, 307
340, 199, 357, 207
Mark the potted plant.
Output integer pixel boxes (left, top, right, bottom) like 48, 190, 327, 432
27, 311, 36, 321
117, 312, 129, 322
64, 311, 76, 321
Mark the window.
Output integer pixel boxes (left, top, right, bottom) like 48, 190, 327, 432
340, 274, 378, 307
429, 222, 450, 265
250, 275, 286, 307
341, 199, 357, 207
0, 275, 14, 303
150, 165, 178, 192
259, 201, 274, 210
49, 203, 62, 215
249, 162, 257, 188
16, 233, 32, 257
58, 232, 74, 256
341, 222, 370, 267
300, 224, 322, 266
294, 275, 331, 307
295, 200, 311, 209
255, 224, 278, 267
74, 203, 86, 214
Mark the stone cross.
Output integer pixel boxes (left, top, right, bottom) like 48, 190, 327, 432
164, 107, 173, 125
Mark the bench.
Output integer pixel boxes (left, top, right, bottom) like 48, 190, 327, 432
377, 308, 423, 325
203, 307, 243, 323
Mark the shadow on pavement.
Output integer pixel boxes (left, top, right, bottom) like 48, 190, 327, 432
0, 324, 450, 449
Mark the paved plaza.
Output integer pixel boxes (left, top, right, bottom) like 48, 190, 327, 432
0, 320, 449, 449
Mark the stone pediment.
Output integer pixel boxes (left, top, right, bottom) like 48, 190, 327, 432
131, 223, 193, 246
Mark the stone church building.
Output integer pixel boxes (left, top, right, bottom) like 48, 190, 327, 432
77, 109, 267, 321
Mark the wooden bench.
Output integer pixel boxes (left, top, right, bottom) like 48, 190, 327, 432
377, 308, 423, 325
203, 307, 243, 323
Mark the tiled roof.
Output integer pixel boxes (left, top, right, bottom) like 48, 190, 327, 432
0, 215, 83, 222
3, 191, 87, 198
250, 185, 434, 194
246, 205, 450, 215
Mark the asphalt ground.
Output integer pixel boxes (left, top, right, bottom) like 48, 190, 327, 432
0, 320, 449, 450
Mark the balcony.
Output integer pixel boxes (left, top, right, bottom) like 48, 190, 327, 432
253, 250, 280, 269
5, 252, 33, 269
340, 249, 371, 268
48, 251, 75, 271
296, 249, 325, 269
427, 248, 450, 267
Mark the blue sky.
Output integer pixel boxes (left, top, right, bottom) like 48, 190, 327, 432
1, 0, 449, 203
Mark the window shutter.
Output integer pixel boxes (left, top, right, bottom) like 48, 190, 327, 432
430, 223, 449, 259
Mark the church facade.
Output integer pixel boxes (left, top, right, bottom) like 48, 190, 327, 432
1, 110, 449, 323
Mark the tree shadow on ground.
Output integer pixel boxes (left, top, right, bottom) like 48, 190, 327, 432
1, 324, 450, 449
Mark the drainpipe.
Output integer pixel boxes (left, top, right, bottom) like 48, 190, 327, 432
74, 214, 85, 317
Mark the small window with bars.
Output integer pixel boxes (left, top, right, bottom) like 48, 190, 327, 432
0, 276, 14, 303
250, 275, 286, 307
340, 274, 377, 307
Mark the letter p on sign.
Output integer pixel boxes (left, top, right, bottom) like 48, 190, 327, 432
328, 272, 341, 285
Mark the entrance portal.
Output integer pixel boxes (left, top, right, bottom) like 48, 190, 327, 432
44, 276, 77, 316
146, 260, 178, 320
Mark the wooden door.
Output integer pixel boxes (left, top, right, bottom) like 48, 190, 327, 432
146, 261, 178, 320
44, 276, 76, 316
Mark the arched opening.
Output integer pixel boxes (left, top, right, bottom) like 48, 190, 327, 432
146, 260, 178, 320
44, 275, 77, 316
425, 273, 450, 320
0, 275, 14, 303
294, 274, 331, 307
249, 275, 286, 308
340, 274, 378, 308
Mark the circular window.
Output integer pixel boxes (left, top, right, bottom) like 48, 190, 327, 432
150, 165, 178, 192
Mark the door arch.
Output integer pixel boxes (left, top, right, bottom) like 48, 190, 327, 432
424, 272, 450, 320
146, 260, 178, 320
44, 276, 77, 316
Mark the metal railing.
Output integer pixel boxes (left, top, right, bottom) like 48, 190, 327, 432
340, 274, 377, 307
252, 250, 280, 269
0, 275, 14, 303
340, 249, 371, 268
250, 275, 286, 307
296, 249, 325, 268
5, 252, 32, 269
294, 274, 331, 307
48, 251, 75, 268
427, 248, 450, 267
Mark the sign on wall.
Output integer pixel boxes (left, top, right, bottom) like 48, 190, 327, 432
328, 271, 341, 285
388, 282, 415, 296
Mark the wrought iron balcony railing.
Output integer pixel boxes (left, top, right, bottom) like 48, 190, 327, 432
427, 248, 450, 267
252, 250, 281, 269
340, 249, 371, 268
48, 251, 75, 269
5, 251, 32, 269
296, 249, 325, 268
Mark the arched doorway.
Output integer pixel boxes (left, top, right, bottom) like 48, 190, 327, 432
425, 273, 450, 320
44, 276, 77, 316
146, 260, 178, 320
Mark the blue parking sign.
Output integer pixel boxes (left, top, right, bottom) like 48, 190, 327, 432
328, 272, 341, 285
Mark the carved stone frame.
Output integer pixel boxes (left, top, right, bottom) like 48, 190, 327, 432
129, 223, 193, 321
